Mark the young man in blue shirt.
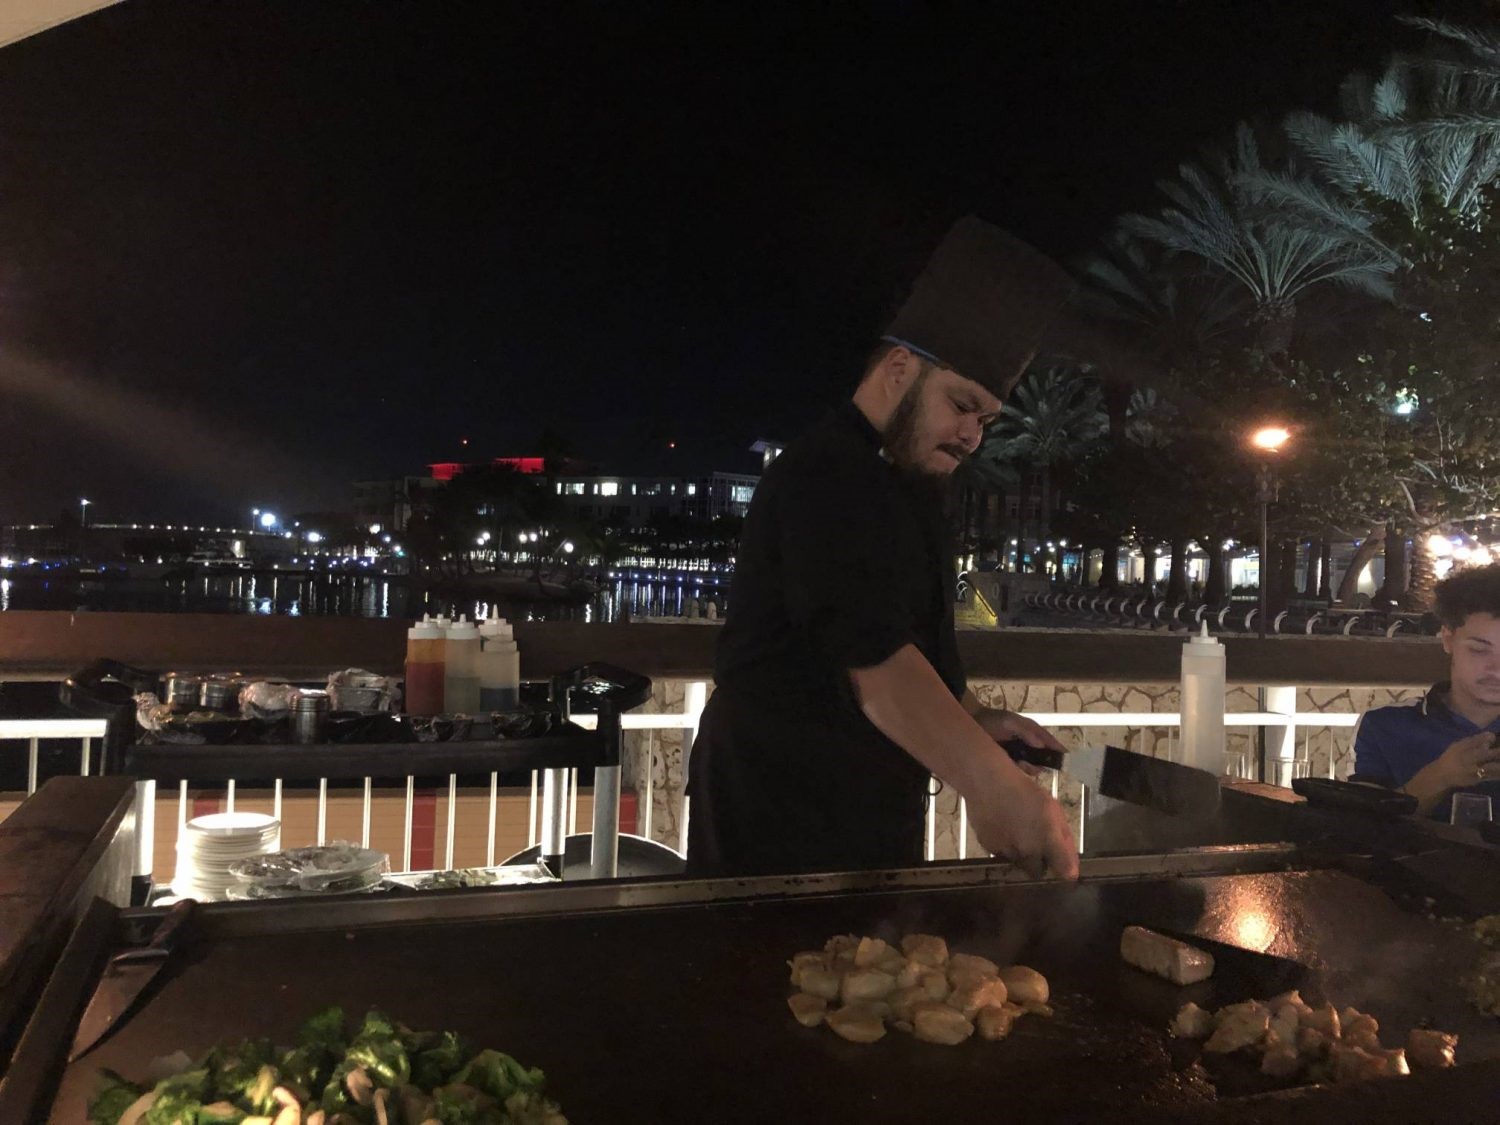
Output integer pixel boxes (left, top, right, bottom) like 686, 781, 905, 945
1354, 562, 1500, 818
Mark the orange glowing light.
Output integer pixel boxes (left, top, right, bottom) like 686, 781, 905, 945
1250, 425, 1291, 453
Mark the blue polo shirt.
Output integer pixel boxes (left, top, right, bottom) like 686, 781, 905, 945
1353, 682, 1500, 820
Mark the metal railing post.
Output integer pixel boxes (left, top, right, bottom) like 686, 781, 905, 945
1262, 685, 1298, 786
133, 779, 156, 882
590, 710, 622, 879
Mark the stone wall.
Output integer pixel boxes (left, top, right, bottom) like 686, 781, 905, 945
619, 678, 695, 852
620, 677, 1430, 859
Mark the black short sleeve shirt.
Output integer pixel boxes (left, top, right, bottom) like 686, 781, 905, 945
715, 401, 965, 701
686, 401, 966, 874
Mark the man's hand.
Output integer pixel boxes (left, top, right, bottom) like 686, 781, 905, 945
853, 651, 1079, 879
974, 708, 1065, 776
1399, 731, 1500, 814
965, 764, 1079, 881
1433, 731, 1500, 788
974, 707, 1065, 751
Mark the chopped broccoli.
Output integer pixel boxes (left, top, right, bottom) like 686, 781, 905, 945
352, 1009, 397, 1042
345, 1009, 411, 1088
412, 1030, 469, 1089
299, 1005, 347, 1052
452, 1050, 545, 1100
140, 1066, 210, 1125
92, 1009, 562, 1125
205, 1039, 276, 1101
86, 1069, 143, 1124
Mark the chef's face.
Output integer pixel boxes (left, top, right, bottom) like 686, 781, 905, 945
884, 366, 1002, 478
1443, 612, 1500, 707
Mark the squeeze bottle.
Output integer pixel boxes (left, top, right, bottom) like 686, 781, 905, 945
478, 618, 521, 710
404, 615, 445, 717
1179, 622, 1227, 774
443, 615, 482, 715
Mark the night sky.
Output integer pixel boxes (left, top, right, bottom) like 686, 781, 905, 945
0, 0, 1438, 524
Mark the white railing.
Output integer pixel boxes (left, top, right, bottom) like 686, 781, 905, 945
1, 681, 1365, 876
0, 717, 108, 795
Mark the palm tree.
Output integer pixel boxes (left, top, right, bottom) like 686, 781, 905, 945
1077, 232, 1247, 376
1249, 56, 1500, 256
1120, 123, 1396, 354
1385, 17, 1500, 145
1249, 32, 1500, 610
972, 367, 1106, 571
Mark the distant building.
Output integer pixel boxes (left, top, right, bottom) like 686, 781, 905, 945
351, 475, 441, 533
551, 471, 759, 523
750, 439, 785, 472
426, 456, 550, 482
355, 455, 760, 532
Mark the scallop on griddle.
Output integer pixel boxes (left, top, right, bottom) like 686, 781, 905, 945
1169, 989, 1457, 1085
786, 932, 1051, 1047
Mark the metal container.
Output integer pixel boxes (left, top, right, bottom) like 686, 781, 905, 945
328, 670, 394, 714
161, 672, 201, 711
290, 690, 330, 744
198, 675, 242, 712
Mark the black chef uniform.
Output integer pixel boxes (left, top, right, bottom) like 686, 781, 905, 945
684, 215, 1077, 877
684, 401, 965, 875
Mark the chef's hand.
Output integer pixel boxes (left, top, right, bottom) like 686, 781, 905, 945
966, 763, 1079, 881
975, 708, 1065, 775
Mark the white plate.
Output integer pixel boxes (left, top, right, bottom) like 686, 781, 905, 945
184, 811, 279, 836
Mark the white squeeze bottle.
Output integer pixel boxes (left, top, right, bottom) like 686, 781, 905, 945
443, 615, 482, 714
1179, 622, 1227, 774
478, 617, 521, 710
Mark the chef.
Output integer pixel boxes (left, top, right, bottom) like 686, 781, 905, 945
685, 216, 1080, 879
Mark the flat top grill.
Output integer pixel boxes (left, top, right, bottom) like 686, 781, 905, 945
43, 858, 1499, 1123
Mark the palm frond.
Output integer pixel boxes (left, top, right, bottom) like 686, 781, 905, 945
1399, 16, 1500, 64
1123, 121, 1398, 318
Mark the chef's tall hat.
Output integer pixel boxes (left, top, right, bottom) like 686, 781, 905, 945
882, 215, 1076, 396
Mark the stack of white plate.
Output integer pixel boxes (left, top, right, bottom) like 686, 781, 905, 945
172, 812, 281, 901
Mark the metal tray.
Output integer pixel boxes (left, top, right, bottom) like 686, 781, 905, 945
382, 862, 558, 891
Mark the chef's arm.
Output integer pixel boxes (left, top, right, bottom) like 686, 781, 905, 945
850, 644, 1078, 878
850, 646, 1032, 800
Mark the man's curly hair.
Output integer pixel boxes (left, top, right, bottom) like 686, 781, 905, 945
1433, 562, 1500, 630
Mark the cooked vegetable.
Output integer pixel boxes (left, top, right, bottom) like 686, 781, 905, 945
90, 1007, 565, 1125
87, 1070, 144, 1125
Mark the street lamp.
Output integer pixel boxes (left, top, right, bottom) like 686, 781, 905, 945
79, 498, 91, 528
1248, 425, 1292, 638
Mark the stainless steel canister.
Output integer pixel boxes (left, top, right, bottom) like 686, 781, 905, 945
290, 689, 330, 744
163, 672, 202, 711
199, 674, 242, 712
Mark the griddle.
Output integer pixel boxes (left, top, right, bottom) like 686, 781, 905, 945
20, 847, 1500, 1123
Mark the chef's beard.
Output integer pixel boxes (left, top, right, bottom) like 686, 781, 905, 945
882, 369, 962, 501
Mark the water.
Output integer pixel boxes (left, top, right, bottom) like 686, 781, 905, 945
0, 572, 730, 622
